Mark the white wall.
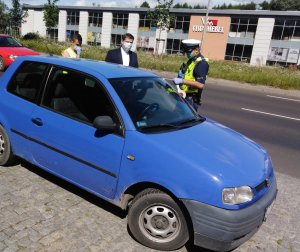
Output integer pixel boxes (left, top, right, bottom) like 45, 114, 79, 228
21, 9, 34, 35
79, 11, 88, 45
33, 11, 46, 37
58, 10, 67, 42
127, 13, 139, 51
155, 29, 168, 54
101, 12, 113, 48
250, 18, 275, 66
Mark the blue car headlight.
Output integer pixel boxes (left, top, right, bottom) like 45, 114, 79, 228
222, 186, 253, 205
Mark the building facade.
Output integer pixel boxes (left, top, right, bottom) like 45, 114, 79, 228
22, 5, 300, 66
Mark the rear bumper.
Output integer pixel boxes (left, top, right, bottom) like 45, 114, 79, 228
181, 178, 277, 252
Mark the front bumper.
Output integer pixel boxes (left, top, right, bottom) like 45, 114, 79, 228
181, 177, 277, 252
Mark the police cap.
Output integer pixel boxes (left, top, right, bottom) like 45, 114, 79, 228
181, 39, 201, 53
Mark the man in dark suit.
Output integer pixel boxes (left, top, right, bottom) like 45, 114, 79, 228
105, 33, 139, 68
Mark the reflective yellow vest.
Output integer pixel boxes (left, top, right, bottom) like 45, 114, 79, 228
181, 57, 209, 93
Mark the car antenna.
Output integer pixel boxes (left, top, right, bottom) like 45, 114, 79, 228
45, 44, 53, 56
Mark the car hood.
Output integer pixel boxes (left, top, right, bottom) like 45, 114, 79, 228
6, 47, 39, 56
135, 118, 271, 188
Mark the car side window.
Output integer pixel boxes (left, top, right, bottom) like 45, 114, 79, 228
7, 61, 48, 102
42, 67, 120, 127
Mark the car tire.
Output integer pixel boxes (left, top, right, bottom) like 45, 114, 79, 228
0, 124, 16, 166
0, 56, 5, 71
128, 188, 189, 251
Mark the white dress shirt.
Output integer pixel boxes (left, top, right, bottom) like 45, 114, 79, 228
121, 47, 130, 66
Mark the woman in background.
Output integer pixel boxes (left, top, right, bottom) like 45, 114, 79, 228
62, 34, 82, 58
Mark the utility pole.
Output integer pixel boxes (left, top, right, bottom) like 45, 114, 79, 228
200, 0, 211, 50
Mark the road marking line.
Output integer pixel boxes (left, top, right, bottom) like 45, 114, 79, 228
266, 95, 300, 102
241, 108, 300, 121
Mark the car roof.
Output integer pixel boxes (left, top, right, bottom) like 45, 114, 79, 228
19, 55, 158, 79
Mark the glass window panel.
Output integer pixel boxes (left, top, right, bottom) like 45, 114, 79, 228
238, 24, 247, 32
285, 19, 296, 26
183, 22, 189, 33
177, 16, 183, 21
239, 18, 249, 25
234, 44, 243, 57
231, 18, 239, 24
249, 18, 258, 25
282, 26, 295, 40
230, 24, 238, 32
225, 44, 234, 56
243, 45, 253, 58
293, 27, 300, 40
275, 19, 284, 26
272, 26, 283, 40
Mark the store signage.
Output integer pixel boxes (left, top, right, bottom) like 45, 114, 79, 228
192, 18, 224, 33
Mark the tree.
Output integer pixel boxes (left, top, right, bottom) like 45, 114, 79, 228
9, 0, 27, 35
147, 0, 174, 54
140, 1, 150, 8
213, 1, 256, 10
259, 1, 270, 10
270, 0, 300, 10
43, 0, 59, 37
0, 1, 9, 33
193, 4, 207, 9
240, 2, 256, 10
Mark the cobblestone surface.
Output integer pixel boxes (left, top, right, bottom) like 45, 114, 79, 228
0, 163, 299, 252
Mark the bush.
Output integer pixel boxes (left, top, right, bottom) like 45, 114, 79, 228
23, 32, 40, 40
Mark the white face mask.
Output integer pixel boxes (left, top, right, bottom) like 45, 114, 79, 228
122, 42, 132, 53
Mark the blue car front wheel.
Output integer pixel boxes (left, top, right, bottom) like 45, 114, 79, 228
128, 188, 189, 251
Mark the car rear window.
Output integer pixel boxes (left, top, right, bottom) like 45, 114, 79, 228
7, 61, 48, 102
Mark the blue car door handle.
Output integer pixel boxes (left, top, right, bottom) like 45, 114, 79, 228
32, 118, 43, 126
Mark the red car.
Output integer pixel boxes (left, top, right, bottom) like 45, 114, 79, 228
0, 34, 39, 71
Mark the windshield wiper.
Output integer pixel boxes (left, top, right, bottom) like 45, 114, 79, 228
176, 117, 205, 126
139, 123, 182, 131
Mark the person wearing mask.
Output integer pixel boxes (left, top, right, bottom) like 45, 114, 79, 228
173, 39, 209, 111
105, 33, 138, 68
62, 34, 82, 58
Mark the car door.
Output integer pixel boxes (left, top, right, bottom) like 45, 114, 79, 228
28, 66, 125, 199
4, 61, 48, 159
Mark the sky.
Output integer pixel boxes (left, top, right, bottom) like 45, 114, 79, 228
3, 0, 267, 9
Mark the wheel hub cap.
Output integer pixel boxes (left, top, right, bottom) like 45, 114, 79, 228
139, 205, 180, 243
0, 134, 5, 155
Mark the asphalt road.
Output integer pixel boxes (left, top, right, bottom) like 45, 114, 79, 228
195, 79, 300, 179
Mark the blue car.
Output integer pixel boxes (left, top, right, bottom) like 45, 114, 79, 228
0, 56, 277, 251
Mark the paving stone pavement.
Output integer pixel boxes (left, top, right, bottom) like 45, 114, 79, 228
0, 163, 299, 252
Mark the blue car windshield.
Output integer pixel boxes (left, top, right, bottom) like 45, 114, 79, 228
109, 77, 204, 132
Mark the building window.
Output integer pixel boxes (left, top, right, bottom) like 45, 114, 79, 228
269, 18, 300, 66
67, 11, 80, 26
111, 34, 122, 48
225, 44, 253, 63
66, 30, 80, 41
229, 17, 258, 39
166, 39, 183, 54
137, 14, 156, 51
112, 13, 128, 29
272, 19, 300, 41
169, 15, 190, 34
47, 28, 58, 41
139, 14, 153, 30
88, 12, 103, 27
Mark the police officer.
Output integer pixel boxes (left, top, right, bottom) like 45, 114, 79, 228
173, 39, 209, 111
